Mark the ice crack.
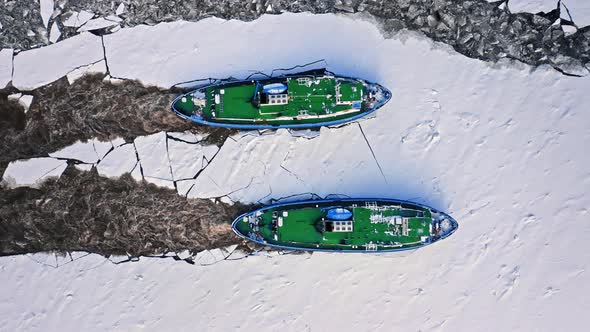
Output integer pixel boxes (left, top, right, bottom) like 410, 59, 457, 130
357, 122, 388, 184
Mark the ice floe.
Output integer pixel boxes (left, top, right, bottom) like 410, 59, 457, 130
2, 157, 67, 188
49, 138, 113, 164
62, 10, 95, 28
12, 32, 104, 90
39, 0, 54, 30
133, 132, 174, 189
2, 11, 590, 332
103, 14, 384, 88
78, 16, 121, 32
168, 138, 218, 180
0, 48, 12, 88
115, 3, 126, 16
66, 60, 107, 84
8, 93, 34, 112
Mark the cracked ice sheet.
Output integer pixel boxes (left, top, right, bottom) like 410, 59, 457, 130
510, 0, 590, 26
12, 32, 104, 90
49, 138, 113, 164
78, 17, 121, 32
167, 138, 218, 180
168, 131, 206, 143
103, 13, 383, 88
62, 10, 95, 28
66, 60, 107, 84
2, 13, 590, 332
186, 129, 304, 202
0, 48, 12, 88
1, 157, 67, 188
133, 132, 174, 189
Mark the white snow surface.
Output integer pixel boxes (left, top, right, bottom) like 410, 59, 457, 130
0, 48, 12, 88
12, 32, 104, 90
103, 14, 386, 88
1, 157, 67, 188
2, 12, 590, 332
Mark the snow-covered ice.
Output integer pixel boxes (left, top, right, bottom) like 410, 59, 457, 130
12, 32, 104, 90
2, 11, 590, 332
49, 22, 61, 43
2, 157, 67, 188
103, 14, 384, 88
168, 138, 218, 180
133, 132, 174, 189
0, 48, 12, 88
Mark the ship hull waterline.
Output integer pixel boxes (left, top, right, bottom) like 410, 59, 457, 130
232, 198, 458, 253
171, 71, 392, 130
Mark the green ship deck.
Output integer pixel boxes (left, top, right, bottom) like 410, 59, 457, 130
172, 72, 391, 128
233, 199, 457, 252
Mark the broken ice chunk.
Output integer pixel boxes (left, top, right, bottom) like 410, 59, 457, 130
8, 94, 34, 113
0, 48, 13, 89
97, 143, 137, 178
116, 3, 126, 16
50, 139, 103, 163
39, 0, 54, 29
12, 32, 104, 90
62, 10, 95, 28
2, 158, 67, 189
77, 17, 121, 32
562, 24, 577, 36
49, 22, 61, 43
